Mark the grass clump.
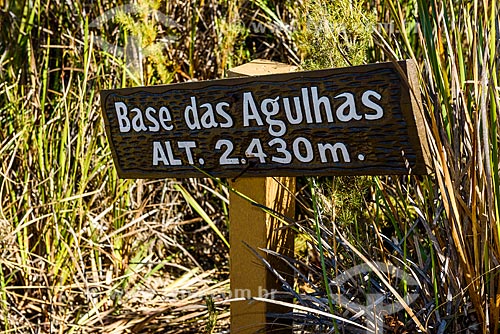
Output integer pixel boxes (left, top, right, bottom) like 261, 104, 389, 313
1, 0, 309, 331
112, 0, 178, 85
274, 0, 500, 333
295, 0, 375, 69
374, 0, 500, 331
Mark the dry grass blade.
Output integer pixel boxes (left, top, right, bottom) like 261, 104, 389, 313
333, 225, 426, 332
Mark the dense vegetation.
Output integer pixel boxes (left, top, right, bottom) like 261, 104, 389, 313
0, 0, 498, 333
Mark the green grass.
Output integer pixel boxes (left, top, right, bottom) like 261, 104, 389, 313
0, 0, 236, 332
260, 0, 499, 333
381, 0, 500, 331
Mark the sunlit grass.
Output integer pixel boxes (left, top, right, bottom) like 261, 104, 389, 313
261, 0, 499, 333
0, 0, 237, 332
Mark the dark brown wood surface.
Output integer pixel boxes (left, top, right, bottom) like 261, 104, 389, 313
100, 60, 431, 178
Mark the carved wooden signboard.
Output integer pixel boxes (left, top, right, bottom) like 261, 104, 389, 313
100, 60, 430, 178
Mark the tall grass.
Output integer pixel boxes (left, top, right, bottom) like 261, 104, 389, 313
271, 0, 499, 333
0, 0, 310, 331
377, 0, 500, 331
0, 0, 248, 332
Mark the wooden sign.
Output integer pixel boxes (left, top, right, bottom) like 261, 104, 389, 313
100, 60, 430, 178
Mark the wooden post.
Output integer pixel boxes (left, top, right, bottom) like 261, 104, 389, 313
228, 60, 296, 334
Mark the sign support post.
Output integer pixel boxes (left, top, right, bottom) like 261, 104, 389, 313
228, 60, 296, 334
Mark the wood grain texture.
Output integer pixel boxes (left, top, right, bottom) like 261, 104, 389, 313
100, 60, 431, 178
228, 60, 296, 334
